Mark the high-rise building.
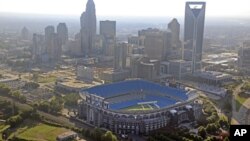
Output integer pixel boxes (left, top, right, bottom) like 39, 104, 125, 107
45, 26, 55, 57
114, 43, 127, 70
21, 27, 29, 40
184, 2, 206, 73
44, 26, 61, 62
168, 18, 181, 48
57, 23, 68, 46
80, 0, 97, 57
32, 33, 45, 62
141, 28, 171, 61
100, 20, 116, 37
167, 19, 182, 60
138, 28, 160, 47
77, 66, 94, 81
144, 32, 164, 60
168, 60, 192, 80
131, 56, 160, 81
238, 41, 250, 74
128, 36, 139, 46
100, 20, 116, 56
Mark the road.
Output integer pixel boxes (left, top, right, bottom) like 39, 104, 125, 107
231, 82, 245, 124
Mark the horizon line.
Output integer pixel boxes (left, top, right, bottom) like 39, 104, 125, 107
1, 12, 250, 19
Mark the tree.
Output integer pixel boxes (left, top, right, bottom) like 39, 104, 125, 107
11, 91, 21, 98
9, 90, 26, 103
64, 93, 80, 107
19, 95, 27, 103
84, 129, 91, 137
38, 101, 50, 112
93, 128, 103, 141
22, 82, 40, 90
218, 117, 229, 130
206, 123, 218, 134
224, 137, 229, 141
37, 96, 64, 114
101, 131, 118, 141
198, 126, 206, 138
50, 99, 62, 113
189, 134, 203, 141
205, 136, 217, 141
32, 73, 39, 82
0, 84, 11, 95
6, 115, 23, 127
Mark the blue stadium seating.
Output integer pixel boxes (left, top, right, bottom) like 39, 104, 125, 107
109, 95, 177, 110
82, 80, 188, 109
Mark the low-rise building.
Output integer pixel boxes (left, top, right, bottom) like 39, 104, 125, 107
168, 60, 192, 80
0, 78, 26, 89
193, 71, 232, 86
76, 66, 94, 82
55, 77, 101, 93
131, 57, 160, 81
100, 69, 130, 83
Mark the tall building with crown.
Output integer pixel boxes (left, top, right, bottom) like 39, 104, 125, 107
184, 2, 206, 73
80, 0, 97, 57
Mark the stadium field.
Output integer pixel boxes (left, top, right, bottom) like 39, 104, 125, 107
122, 103, 157, 111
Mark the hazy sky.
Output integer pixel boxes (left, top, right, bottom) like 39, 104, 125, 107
0, 0, 250, 17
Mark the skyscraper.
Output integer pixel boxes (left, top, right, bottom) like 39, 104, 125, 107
80, 0, 97, 57
21, 27, 29, 40
114, 43, 127, 70
32, 33, 45, 62
144, 32, 164, 60
168, 18, 180, 48
45, 26, 55, 55
167, 19, 182, 60
184, 2, 206, 73
100, 21, 116, 37
238, 41, 250, 74
57, 23, 68, 46
100, 20, 116, 56
141, 28, 171, 61
45, 26, 61, 62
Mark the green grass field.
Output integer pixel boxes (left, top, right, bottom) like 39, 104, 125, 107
0, 124, 10, 141
3, 119, 69, 141
122, 104, 156, 111
37, 75, 57, 83
16, 123, 69, 141
0, 124, 10, 132
24, 74, 57, 83
235, 94, 248, 111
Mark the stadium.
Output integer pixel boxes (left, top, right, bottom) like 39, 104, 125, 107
78, 80, 202, 135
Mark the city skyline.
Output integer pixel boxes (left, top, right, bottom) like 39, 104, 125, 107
1, 0, 250, 141
0, 0, 250, 17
